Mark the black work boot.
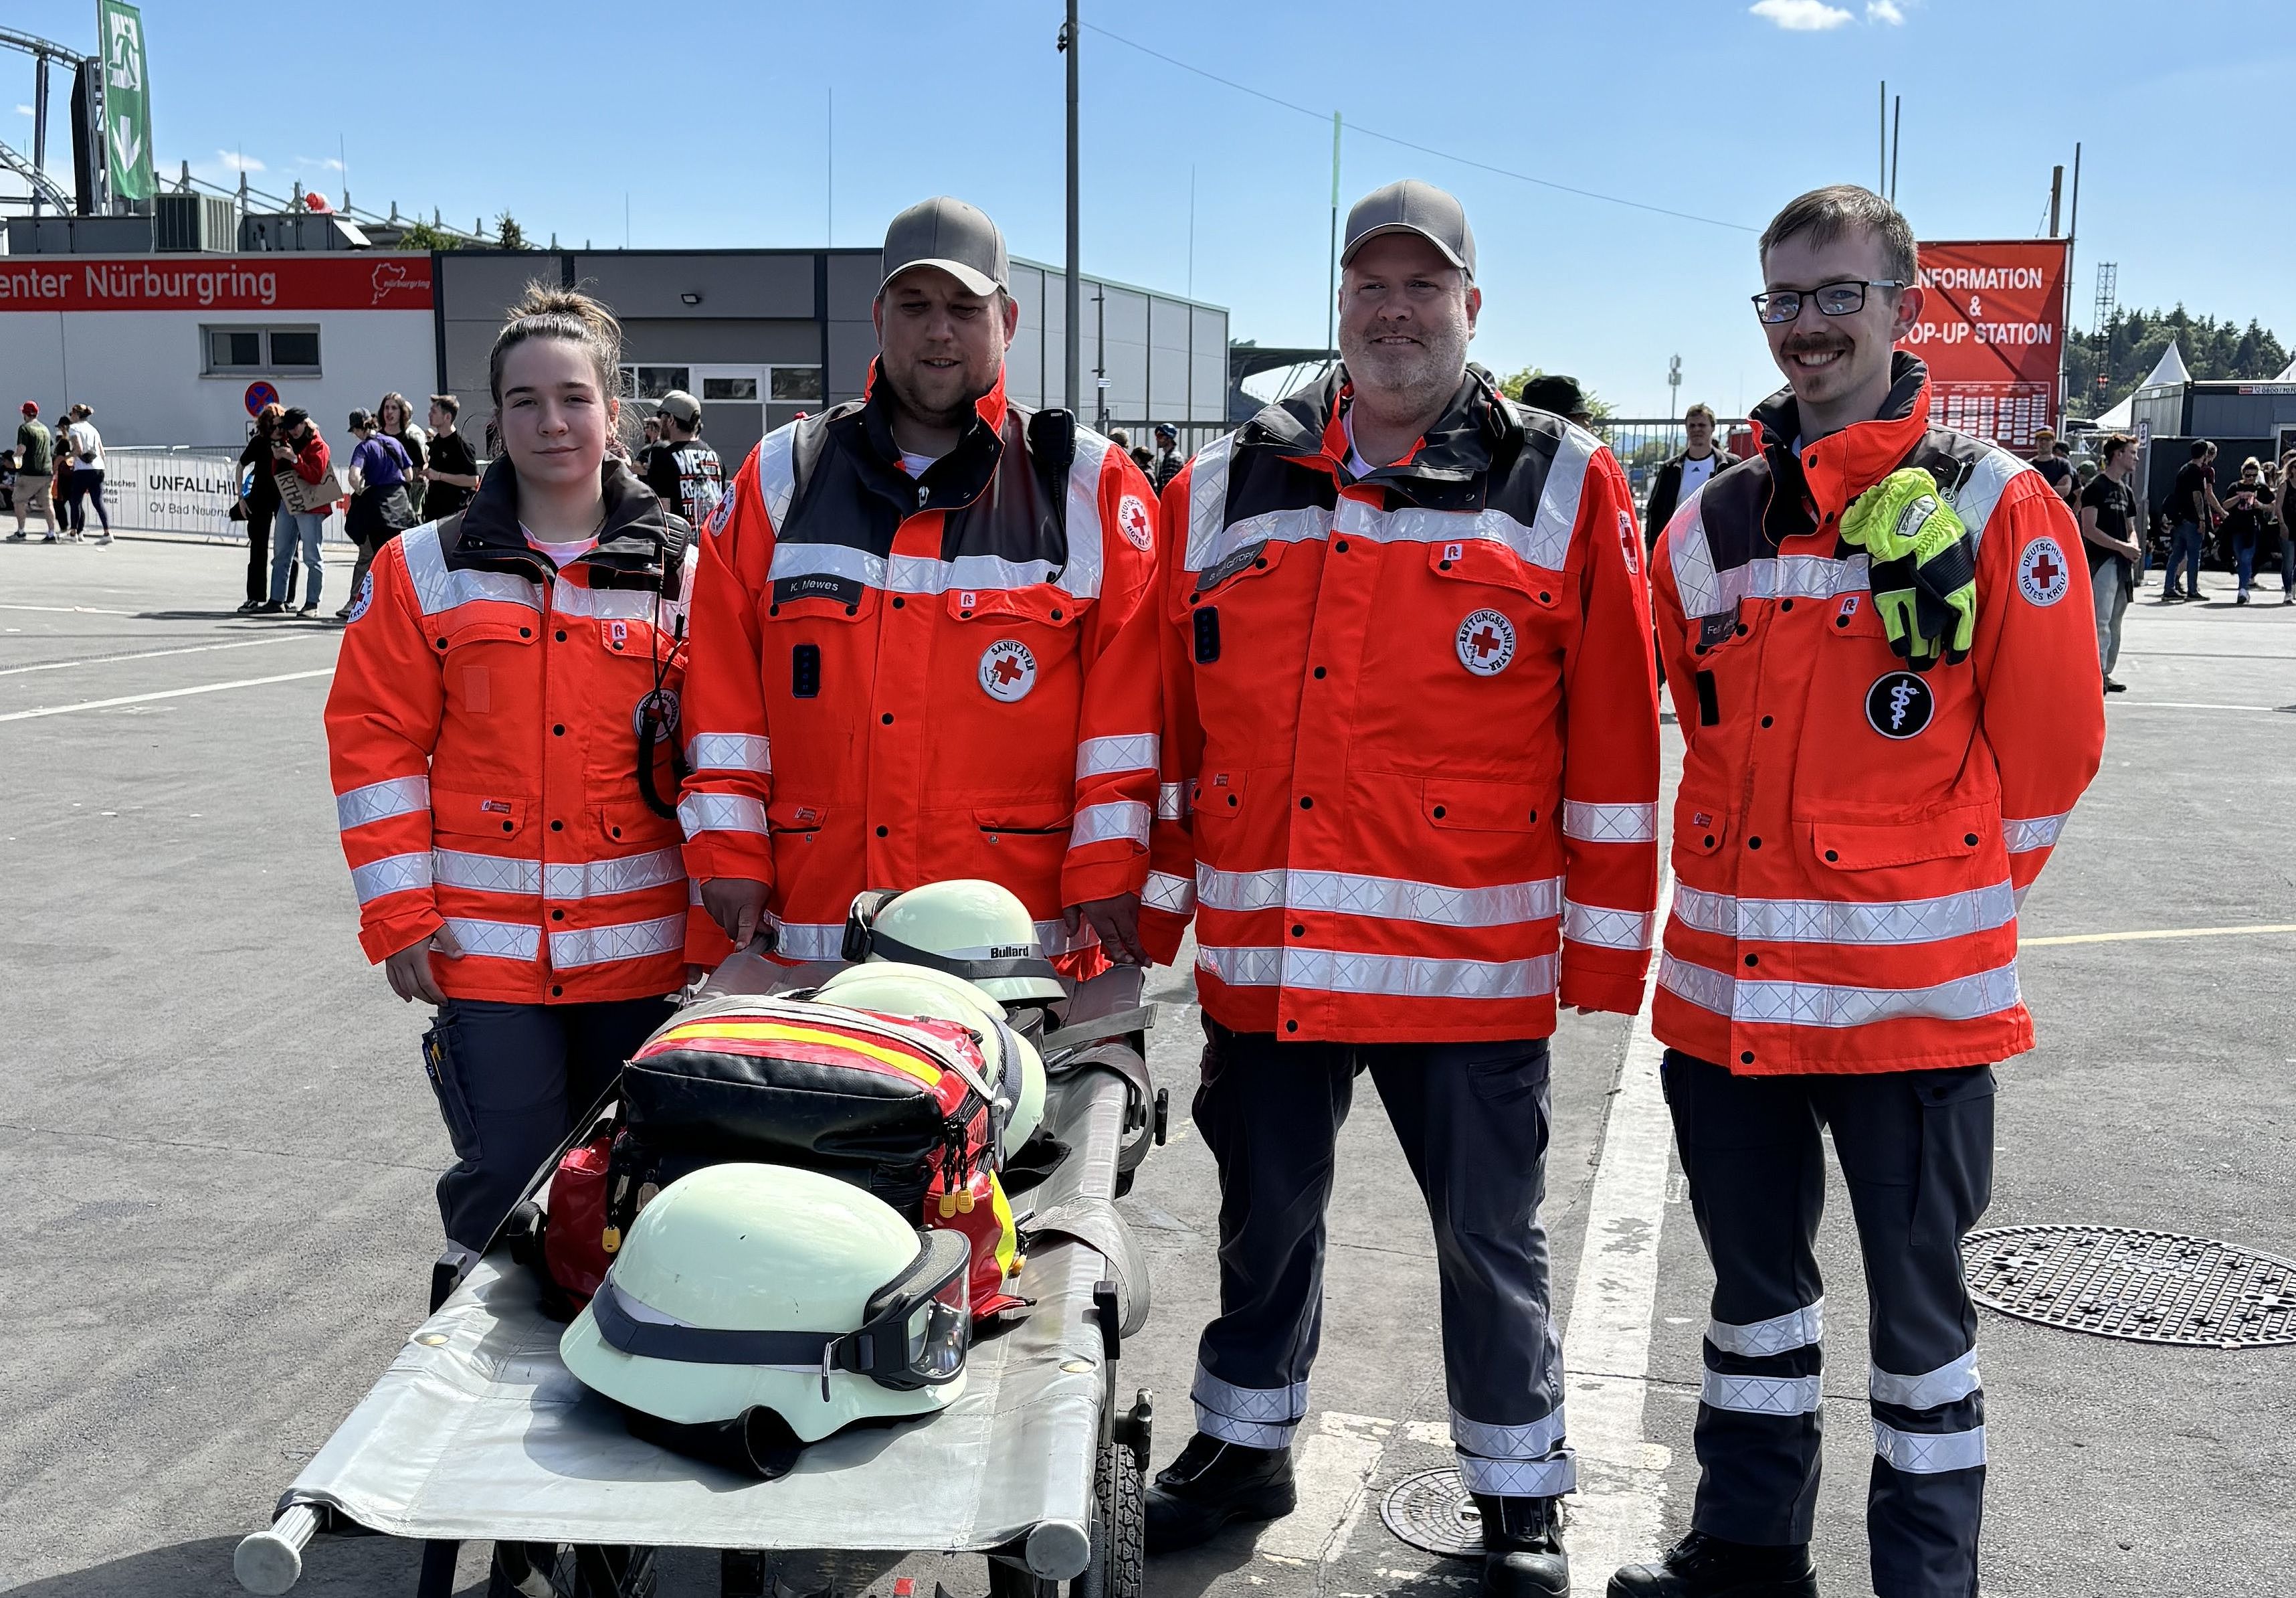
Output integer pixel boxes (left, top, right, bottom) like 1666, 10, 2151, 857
1607, 1531, 1817, 1597
1144, 1433, 1296, 1554
1475, 1493, 1570, 1597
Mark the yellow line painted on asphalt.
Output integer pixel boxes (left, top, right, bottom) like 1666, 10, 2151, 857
2023, 924, 2296, 947
0, 634, 318, 677
0, 667, 335, 722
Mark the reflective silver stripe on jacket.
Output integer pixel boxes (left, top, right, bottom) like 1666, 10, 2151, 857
1563, 899, 1653, 951
687, 733, 772, 775
1196, 865, 1562, 929
1670, 513, 1873, 619
1947, 446, 2030, 545
1562, 800, 1656, 843
1671, 881, 2016, 946
1668, 497, 1725, 617
754, 423, 797, 529
1155, 782, 1190, 820
549, 913, 687, 968
440, 917, 542, 960
397, 521, 543, 616
1191, 1365, 1306, 1449
1869, 1348, 1981, 1410
1199, 944, 1559, 1001
1062, 427, 1111, 602
336, 775, 431, 832
1451, 1405, 1567, 1461
1455, 1453, 1576, 1497
544, 847, 686, 901
1707, 1299, 1825, 1356
678, 792, 770, 838
1701, 1370, 1824, 1416
1036, 917, 1101, 957
1183, 432, 1238, 571
1069, 801, 1151, 849
1076, 734, 1160, 780
433, 849, 543, 896
2001, 813, 2067, 853
769, 917, 844, 961
767, 541, 1064, 598
350, 851, 433, 905
1143, 870, 1198, 915
1873, 1420, 1986, 1474
1658, 955, 2022, 1028
549, 581, 662, 621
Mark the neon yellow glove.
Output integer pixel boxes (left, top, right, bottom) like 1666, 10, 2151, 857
1838, 467, 1978, 671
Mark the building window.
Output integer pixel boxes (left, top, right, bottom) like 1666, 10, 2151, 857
701, 376, 757, 402
203, 325, 322, 375
624, 366, 691, 400
771, 366, 824, 404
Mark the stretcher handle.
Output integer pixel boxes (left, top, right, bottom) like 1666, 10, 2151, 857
235, 1502, 320, 1594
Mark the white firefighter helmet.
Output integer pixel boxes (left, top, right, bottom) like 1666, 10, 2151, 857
561, 1164, 969, 1447
814, 962, 1047, 1149
846, 879, 1068, 1003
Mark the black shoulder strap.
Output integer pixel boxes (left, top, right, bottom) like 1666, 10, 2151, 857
1028, 408, 1077, 537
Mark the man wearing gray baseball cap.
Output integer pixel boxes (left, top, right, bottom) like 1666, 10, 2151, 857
676, 197, 1167, 982
1133, 179, 1662, 1598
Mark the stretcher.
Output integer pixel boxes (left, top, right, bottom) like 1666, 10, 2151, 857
235, 966, 1167, 1598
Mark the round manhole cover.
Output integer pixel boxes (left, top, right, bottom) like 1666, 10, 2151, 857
1963, 1225, 2296, 1348
1379, 1468, 1482, 1559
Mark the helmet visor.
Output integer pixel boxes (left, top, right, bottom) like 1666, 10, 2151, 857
859, 1226, 971, 1389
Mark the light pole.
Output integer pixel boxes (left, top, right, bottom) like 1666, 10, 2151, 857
1059, 1, 1080, 416
1668, 354, 1681, 418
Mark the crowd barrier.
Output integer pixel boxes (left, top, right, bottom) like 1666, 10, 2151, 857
96, 446, 349, 543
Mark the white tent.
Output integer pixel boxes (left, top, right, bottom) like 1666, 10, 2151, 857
2274, 355, 2296, 381
2138, 340, 2191, 389
2093, 392, 2135, 430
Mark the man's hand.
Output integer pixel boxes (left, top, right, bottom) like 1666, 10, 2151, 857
1065, 893, 1147, 965
383, 923, 463, 1005
701, 877, 771, 949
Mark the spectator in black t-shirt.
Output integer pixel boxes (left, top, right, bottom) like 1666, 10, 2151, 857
641, 389, 723, 527
2079, 432, 2143, 690
2164, 440, 2220, 602
2220, 456, 2271, 605
2275, 452, 2296, 605
233, 403, 286, 611
378, 392, 428, 521
421, 394, 482, 521
2029, 426, 2077, 508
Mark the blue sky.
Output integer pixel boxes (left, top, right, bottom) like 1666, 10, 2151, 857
11, 0, 2293, 415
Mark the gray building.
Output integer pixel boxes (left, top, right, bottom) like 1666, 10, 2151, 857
434, 248, 1229, 469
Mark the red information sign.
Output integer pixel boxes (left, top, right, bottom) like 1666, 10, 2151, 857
0, 253, 434, 313
1902, 240, 2069, 450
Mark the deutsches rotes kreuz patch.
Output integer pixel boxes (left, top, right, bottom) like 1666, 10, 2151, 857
344, 571, 374, 624
1117, 493, 1155, 552
704, 486, 735, 536
2016, 537, 2069, 606
1617, 508, 1640, 572
979, 638, 1038, 701
1456, 609, 1517, 676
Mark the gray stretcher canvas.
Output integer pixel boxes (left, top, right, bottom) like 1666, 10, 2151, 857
280, 1063, 1145, 1555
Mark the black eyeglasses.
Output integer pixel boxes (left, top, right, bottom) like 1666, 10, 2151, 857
1752, 280, 1907, 325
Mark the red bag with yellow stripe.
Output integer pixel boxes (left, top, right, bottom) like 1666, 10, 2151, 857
541, 996, 1024, 1317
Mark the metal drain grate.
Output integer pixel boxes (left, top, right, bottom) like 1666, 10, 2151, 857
1379, 1468, 1483, 1559
1963, 1225, 2296, 1348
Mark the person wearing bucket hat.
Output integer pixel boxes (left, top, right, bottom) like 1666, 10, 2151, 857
679, 197, 1167, 984
1117, 179, 1662, 1598
562, 1162, 970, 1479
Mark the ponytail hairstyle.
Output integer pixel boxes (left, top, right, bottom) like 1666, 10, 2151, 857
487, 282, 632, 458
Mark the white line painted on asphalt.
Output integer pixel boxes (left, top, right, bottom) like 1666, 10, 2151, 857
1560, 871, 1678, 1575
2108, 700, 2291, 713
0, 634, 318, 677
1256, 1411, 1391, 1565
0, 602, 137, 616
0, 667, 334, 722
2023, 923, 2296, 947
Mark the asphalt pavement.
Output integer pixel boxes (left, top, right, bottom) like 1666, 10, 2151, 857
1, 538, 2290, 1597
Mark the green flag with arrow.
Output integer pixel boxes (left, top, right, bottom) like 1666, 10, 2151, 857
98, 0, 155, 204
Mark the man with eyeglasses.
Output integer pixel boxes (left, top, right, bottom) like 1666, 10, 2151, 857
1616, 185, 2104, 1598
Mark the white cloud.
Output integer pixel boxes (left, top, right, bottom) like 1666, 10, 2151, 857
1868, 0, 1905, 21
218, 149, 264, 173
1751, 0, 1854, 28
13, 104, 32, 116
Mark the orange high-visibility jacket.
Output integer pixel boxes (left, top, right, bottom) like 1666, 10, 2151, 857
676, 367, 1163, 963
1135, 369, 1662, 1044
1648, 357, 2106, 1074
324, 463, 726, 1004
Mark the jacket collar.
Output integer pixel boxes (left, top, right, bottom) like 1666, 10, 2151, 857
450, 456, 679, 586
1749, 351, 1931, 535
1240, 363, 1519, 513
852, 360, 1012, 513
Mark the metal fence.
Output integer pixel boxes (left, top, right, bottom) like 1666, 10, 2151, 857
1590, 418, 1755, 517
100, 446, 349, 543
1098, 420, 1232, 462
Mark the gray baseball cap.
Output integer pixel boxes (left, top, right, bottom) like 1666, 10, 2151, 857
879, 196, 1010, 298
1340, 179, 1476, 278
656, 389, 702, 426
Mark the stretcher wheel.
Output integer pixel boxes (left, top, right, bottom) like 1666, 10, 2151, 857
1076, 1435, 1145, 1598
486, 1542, 658, 1597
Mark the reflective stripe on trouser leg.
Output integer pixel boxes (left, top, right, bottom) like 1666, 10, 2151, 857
1366, 1039, 1574, 1497
1823, 1064, 1994, 1598
1189, 1018, 1357, 1451
1663, 1051, 1830, 1546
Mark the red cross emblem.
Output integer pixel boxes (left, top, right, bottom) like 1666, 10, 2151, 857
979, 638, 1038, 701
1454, 608, 1517, 676
2017, 537, 2069, 607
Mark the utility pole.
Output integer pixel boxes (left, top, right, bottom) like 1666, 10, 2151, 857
1060, 1, 1080, 416
1325, 112, 1342, 362
2093, 260, 2118, 400
1878, 82, 1887, 193
1889, 95, 1901, 201
1668, 354, 1682, 418
31, 53, 47, 217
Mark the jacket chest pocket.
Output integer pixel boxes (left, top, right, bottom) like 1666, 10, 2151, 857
434, 615, 538, 717
767, 571, 882, 627
764, 574, 879, 703
1411, 542, 1559, 686
1428, 538, 1561, 608
1177, 539, 1294, 668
